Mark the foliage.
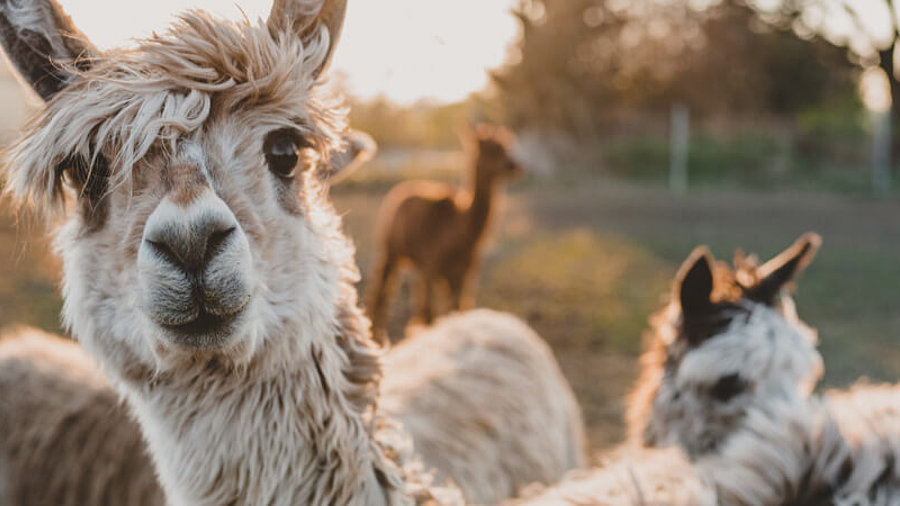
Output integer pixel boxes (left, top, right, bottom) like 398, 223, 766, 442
492, 0, 859, 138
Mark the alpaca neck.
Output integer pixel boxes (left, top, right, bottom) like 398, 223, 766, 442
123, 340, 402, 506
464, 163, 497, 244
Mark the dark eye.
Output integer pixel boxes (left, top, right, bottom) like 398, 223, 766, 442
711, 373, 747, 402
264, 129, 311, 178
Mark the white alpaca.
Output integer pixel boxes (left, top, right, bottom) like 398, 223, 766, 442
0, 0, 583, 503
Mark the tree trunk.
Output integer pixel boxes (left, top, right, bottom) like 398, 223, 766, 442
879, 43, 900, 173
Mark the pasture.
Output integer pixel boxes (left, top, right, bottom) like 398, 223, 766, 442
2, 174, 898, 456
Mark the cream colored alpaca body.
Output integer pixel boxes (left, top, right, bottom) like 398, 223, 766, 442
382, 309, 586, 504
0, 327, 163, 506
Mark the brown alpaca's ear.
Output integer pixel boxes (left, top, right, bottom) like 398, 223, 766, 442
319, 129, 377, 183
0, 0, 96, 101
268, 0, 347, 78
746, 232, 821, 305
676, 247, 715, 318
473, 123, 495, 143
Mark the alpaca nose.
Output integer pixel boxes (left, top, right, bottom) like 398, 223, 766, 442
145, 223, 235, 273
142, 192, 241, 273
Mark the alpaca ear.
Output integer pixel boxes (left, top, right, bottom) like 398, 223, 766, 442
746, 232, 821, 305
0, 0, 96, 101
267, 0, 347, 78
320, 129, 377, 183
473, 123, 494, 143
676, 246, 715, 318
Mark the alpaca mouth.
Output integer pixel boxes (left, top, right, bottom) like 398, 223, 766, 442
161, 309, 241, 348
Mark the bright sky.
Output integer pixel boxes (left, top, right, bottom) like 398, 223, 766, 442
59, 0, 520, 105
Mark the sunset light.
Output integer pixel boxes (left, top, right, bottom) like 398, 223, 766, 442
60, 0, 520, 104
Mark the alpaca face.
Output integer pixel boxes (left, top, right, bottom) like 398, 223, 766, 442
634, 234, 824, 456
1, 0, 360, 374
474, 125, 522, 181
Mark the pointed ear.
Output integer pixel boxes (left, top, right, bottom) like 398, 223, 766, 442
747, 232, 822, 305
320, 129, 377, 183
267, 0, 347, 79
0, 0, 96, 101
676, 246, 715, 317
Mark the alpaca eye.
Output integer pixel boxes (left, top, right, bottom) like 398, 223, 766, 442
711, 373, 747, 402
264, 129, 311, 178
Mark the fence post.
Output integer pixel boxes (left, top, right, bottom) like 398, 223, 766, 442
873, 109, 892, 198
670, 103, 690, 195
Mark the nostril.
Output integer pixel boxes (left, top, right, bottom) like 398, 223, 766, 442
204, 226, 236, 264
144, 225, 237, 272
146, 238, 182, 267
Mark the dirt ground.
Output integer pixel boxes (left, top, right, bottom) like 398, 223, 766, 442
3, 179, 899, 457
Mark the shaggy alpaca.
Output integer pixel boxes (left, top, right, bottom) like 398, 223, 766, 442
626, 233, 824, 456
618, 234, 900, 504
0, 1, 582, 504
380, 309, 585, 505
0, 327, 163, 506
367, 124, 521, 342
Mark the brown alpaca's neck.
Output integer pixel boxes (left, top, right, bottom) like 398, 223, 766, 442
463, 161, 498, 244
125, 341, 400, 506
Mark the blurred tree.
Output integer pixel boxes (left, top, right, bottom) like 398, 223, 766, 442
492, 0, 858, 139
764, 0, 900, 165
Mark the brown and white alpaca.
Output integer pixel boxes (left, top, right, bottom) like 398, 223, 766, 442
0, 327, 164, 506
367, 124, 521, 342
0, 1, 582, 504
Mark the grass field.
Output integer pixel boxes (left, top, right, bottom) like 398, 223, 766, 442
2, 177, 899, 457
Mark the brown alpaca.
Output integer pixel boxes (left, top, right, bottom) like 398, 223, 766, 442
367, 124, 521, 341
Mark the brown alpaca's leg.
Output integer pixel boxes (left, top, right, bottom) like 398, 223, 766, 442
448, 270, 477, 312
367, 252, 398, 345
412, 273, 435, 325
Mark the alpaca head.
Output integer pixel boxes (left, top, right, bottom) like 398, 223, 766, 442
471, 124, 522, 182
1, 0, 372, 377
628, 233, 824, 456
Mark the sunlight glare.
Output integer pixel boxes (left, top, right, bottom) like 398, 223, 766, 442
860, 66, 891, 113
60, 0, 520, 105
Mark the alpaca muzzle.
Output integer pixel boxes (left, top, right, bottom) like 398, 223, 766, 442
137, 190, 254, 348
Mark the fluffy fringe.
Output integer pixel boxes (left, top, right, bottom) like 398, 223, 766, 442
1, 9, 344, 217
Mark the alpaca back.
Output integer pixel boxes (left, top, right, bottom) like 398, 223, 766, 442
507, 447, 714, 505
824, 383, 900, 504
0, 328, 163, 506
380, 309, 586, 504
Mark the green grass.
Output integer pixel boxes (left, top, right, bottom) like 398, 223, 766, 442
479, 230, 670, 354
